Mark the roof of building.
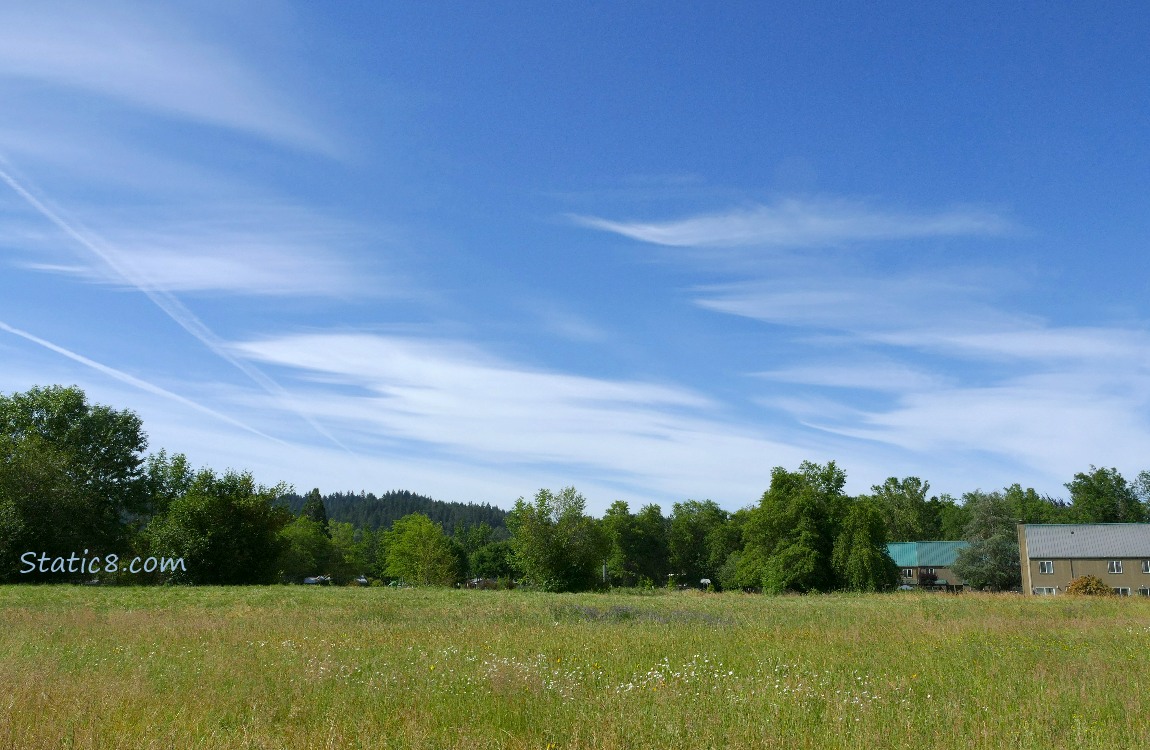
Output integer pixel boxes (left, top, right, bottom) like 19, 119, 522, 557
1021, 524, 1150, 558
887, 541, 968, 568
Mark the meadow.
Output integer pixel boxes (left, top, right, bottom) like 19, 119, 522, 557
1, 586, 1148, 749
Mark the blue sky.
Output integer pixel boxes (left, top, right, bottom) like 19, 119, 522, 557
2, 2, 1150, 514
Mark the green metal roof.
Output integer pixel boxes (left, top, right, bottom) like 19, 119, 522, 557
886, 541, 968, 568
887, 542, 918, 567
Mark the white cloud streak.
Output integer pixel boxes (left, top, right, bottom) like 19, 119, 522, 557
755, 362, 947, 393
18, 214, 372, 297
233, 331, 817, 502
0, 320, 282, 443
575, 198, 1010, 248
0, 166, 349, 452
0, 3, 330, 152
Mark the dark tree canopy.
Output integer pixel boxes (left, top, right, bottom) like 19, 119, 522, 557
0, 386, 148, 579
142, 468, 291, 584
279, 489, 507, 533
747, 461, 846, 593
300, 488, 330, 536
668, 499, 729, 585
1067, 467, 1144, 523
832, 499, 899, 592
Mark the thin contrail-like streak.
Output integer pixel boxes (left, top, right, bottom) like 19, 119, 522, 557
0, 320, 285, 444
0, 163, 351, 453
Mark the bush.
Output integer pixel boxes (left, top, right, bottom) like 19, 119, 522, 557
1065, 575, 1114, 596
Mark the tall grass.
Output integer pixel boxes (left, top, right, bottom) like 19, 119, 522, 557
1, 586, 1147, 749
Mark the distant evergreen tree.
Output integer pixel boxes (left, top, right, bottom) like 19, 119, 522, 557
278, 489, 508, 533
300, 488, 329, 536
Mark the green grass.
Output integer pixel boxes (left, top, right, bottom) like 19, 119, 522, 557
1, 586, 1148, 749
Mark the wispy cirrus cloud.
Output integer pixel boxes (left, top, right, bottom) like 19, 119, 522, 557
578, 194, 1150, 494
232, 331, 819, 502
0, 2, 330, 153
693, 271, 1004, 332
870, 326, 1150, 366
0, 166, 351, 452
752, 319, 1150, 490
754, 361, 948, 393
0, 167, 374, 297
0, 319, 282, 443
19, 210, 378, 297
574, 198, 1011, 248
811, 371, 1150, 480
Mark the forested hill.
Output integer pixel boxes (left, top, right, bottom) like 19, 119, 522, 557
277, 490, 508, 532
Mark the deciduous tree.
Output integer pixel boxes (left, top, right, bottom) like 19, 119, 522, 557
1067, 467, 1144, 523
831, 499, 898, 592
668, 499, 728, 585
746, 461, 845, 593
507, 487, 606, 592
142, 468, 291, 584
0, 386, 149, 572
952, 490, 1020, 591
382, 513, 460, 586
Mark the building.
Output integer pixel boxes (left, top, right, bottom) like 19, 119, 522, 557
1018, 523, 1150, 596
887, 541, 969, 590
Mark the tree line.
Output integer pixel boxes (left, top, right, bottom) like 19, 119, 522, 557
3, 385, 1148, 591
278, 489, 508, 533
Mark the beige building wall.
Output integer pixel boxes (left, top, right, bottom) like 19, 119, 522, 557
1026, 557, 1150, 595
1018, 524, 1032, 593
898, 566, 964, 589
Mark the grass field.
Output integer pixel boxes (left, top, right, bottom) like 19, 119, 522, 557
1, 586, 1148, 749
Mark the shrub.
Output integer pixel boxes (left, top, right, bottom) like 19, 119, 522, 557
1065, 575, 1114, 596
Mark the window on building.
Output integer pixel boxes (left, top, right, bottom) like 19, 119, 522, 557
1038, 561, 1053, 575
1108, 560, 1123, 574
1033, 587, 1056, 595
1113, 587, 1131, 596
922, 567, 936, 575
901, 568, 913, 578
1139, 588, 1150, 598
1142, 560, 1150, 574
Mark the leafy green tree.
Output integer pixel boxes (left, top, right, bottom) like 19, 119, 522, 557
745, 461, 844, 593
831, 499, 899, 592
328, 521, 376, 581
0, 386, 149, 572
507, 487, 606, 592
952, 490, 1020, 591
278, 517, 333, 581
601, 500, 639, 586
454, 521, 497, 555
870, 476, 932, 542
1003, 483, 1069, 524
0, 433, 79, 580
142, 468, 291, 584
936, 494, 972, 539
1066, 467, 1144, 523
301, 488, 330, 536
668, 500, 728, 585
470, 540, 516, 580
631, 504, 670, 586
142, 450, 193, 520
382, 513, 460, 586
1134, 470, 1150, 507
